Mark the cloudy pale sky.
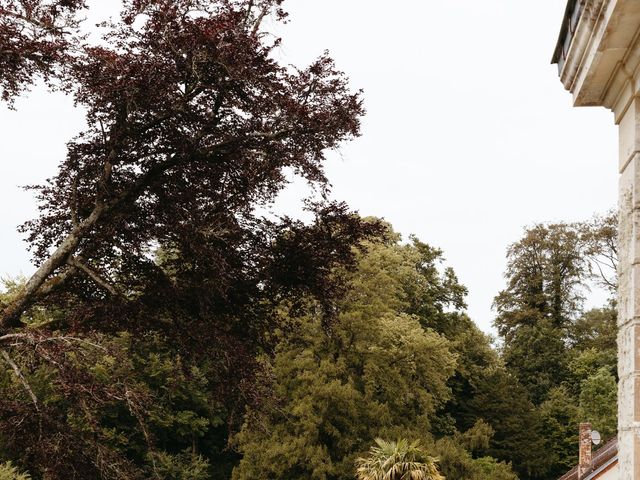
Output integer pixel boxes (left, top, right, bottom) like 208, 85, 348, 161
0, 1, 618, 333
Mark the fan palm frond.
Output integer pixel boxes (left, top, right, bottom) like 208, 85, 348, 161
355, 438, 445, 480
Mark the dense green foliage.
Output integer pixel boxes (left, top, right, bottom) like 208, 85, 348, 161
0, 226, 528, 479
3, 210, 618, 480
494, 214, 618, 479
233, 234, 457, 479
0, 216, 617, 480
0, 0, 619, 477
232, 232, 520, 479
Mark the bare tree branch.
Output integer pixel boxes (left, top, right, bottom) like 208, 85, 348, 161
1, 349, 41, 435
251, 6, 269, 37
67, 256, 120, 297
1, 203, 106, 328
1, 104, 296, 328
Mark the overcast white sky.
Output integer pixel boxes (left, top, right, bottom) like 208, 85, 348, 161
0, 1, 618, 333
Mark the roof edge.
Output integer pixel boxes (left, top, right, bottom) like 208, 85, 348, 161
558, 437, 618, 480
552, 0, 579, 64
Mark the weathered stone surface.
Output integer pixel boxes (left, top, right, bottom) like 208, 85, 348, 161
617, 109, 640, 480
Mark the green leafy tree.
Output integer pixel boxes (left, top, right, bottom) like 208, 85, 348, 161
472, 457, 519, 480
538, 387, 581, 478
232, 309, 455, 479
0, 325, 239, 479
468, 369, 547, 479
579, 368, 617, 441
232, 232, 464, 479
502, 319, 569, 405
355, 439, 444, 480
494, 223, 589, 405
569, 306, 617, 356
566, 346, 616, 397
432, 435, 518, 480
493, 213, 619, 479
233, 230, 523, 480
495, 223, 588, 338
428, 313, 495, 432
579, 210, 618, 293
149, 450, 210, 480
567, 306, 617, 396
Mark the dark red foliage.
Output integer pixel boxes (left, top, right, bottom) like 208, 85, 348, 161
0, 1, 382, 476
0, 0, 86, 103
1, 0, 379, 327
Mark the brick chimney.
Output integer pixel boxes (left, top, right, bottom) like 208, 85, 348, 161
578, 423, 592, 479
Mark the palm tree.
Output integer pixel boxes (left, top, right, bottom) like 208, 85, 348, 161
355, 438, 445, 480
0, 462, 31, 480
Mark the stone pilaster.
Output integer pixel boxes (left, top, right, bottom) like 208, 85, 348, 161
618, 97, 640, 479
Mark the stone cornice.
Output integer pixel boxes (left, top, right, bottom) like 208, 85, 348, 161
552, 0, 582, 69
553, 0, 640, 121
556, 0, 608, 103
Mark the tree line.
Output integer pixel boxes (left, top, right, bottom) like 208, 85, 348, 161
0, 1, 618, 479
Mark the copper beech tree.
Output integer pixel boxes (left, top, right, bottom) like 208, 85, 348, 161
0, 0, 381, 477
1, 0, 377, 327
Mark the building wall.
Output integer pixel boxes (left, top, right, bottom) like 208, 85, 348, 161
595, 462, 619, 480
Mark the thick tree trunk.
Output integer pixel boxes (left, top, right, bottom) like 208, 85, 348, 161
1, 205, 105, 328
0, 139, 263, 329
